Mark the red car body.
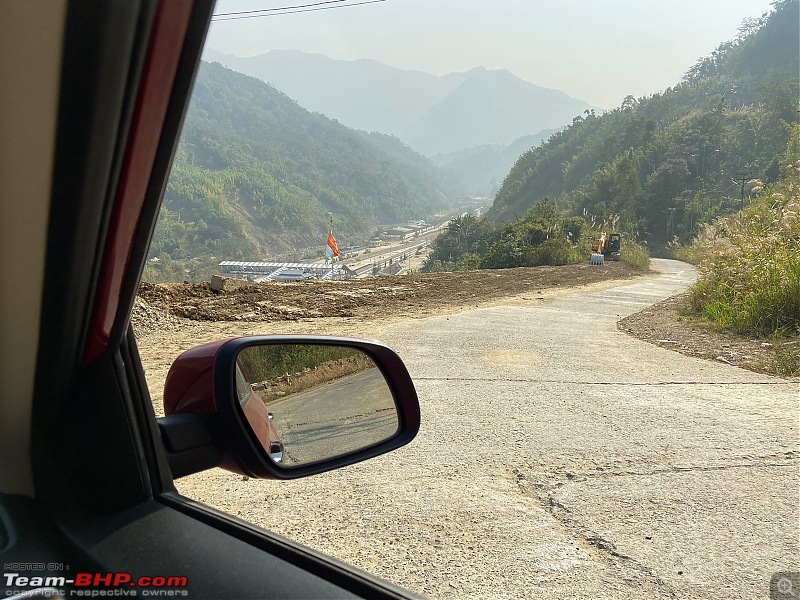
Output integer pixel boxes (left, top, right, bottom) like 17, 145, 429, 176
162, 339, 284, 465
235, 360, 284, 464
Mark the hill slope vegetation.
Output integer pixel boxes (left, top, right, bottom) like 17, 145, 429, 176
430, 131, 557, 197
487, 0, 799, 249
151, 61, 451, 262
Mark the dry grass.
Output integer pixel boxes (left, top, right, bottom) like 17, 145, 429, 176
255, 353, 376, 404
687, 189, 800, 337
680, 133, 800, 341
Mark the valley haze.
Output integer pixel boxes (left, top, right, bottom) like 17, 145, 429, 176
202, 48, 592, 156
206, 0, 774, 109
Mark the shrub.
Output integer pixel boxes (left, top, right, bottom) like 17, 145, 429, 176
620, 238, 650, 269
238, 344, 361, 382
423, 253, 482, 273
527, 237, 580, 266
670, 223, 734, 265
480, 236, 524, 269
687, 185, 800, 337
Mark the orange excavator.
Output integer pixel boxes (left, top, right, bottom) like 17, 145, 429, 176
590, 232, 621, 265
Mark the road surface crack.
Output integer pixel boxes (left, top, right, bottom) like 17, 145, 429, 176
415, 377, 794, 386
509, 453, 797, 597
515, 452, 798, 491
536, 482, 678, 598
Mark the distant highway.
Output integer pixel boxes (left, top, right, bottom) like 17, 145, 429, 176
350, 240, 431, 276
344, 219, 450, 277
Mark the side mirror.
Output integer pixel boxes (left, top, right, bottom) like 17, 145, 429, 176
157, 336, 420, 479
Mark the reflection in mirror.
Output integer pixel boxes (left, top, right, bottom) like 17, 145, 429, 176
235, 344, 399, 467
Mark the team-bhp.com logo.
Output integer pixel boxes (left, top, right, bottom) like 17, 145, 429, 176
4, 570, 188, 597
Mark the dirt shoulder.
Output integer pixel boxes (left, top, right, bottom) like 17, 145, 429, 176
137, 262, 648, 327
619, 293, 800, 381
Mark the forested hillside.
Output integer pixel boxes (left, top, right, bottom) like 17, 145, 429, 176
487, 0, 799, 248
151, 61, 451, 261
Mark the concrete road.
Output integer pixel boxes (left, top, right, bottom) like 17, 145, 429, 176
270, 368, 398, 465
372, 258, 798, 598
179, 259, 799, 599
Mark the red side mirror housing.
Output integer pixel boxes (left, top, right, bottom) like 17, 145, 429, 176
158, 335, 420, 480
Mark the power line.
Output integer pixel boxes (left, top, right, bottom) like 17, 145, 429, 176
213, 0, 350, 18
211, 0, 386, 21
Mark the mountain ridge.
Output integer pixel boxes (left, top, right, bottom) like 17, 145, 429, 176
201, 48, 592, 155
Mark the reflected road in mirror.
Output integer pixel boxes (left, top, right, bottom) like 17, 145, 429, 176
236, 344, 399, 467
270, 366, 397, 465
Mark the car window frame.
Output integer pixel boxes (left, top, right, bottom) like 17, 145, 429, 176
11, 2, 420, 599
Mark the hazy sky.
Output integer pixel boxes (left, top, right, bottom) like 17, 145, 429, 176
206, 0, 775, 109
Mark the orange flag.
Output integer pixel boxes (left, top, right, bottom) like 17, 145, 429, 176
326, 231, 339, 258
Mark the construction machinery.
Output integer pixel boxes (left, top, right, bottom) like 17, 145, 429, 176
590, 233, 621, 265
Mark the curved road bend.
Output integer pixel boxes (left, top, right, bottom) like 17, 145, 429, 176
375, 258, 799, 598
269, 368, 398, 465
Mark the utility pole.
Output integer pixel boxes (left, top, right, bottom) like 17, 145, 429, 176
666, 207, 677, 239
734, 171, 751, 211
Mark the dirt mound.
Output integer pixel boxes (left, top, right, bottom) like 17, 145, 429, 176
138, 262, 645, 323
130, 296, 196, 339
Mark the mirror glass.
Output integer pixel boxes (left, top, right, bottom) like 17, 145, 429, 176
235, 344, 399, 467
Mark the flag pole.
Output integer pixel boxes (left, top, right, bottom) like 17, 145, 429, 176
329, 215, 334, 264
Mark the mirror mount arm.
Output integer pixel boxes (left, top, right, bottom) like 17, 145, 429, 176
157, 413, 225, 479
